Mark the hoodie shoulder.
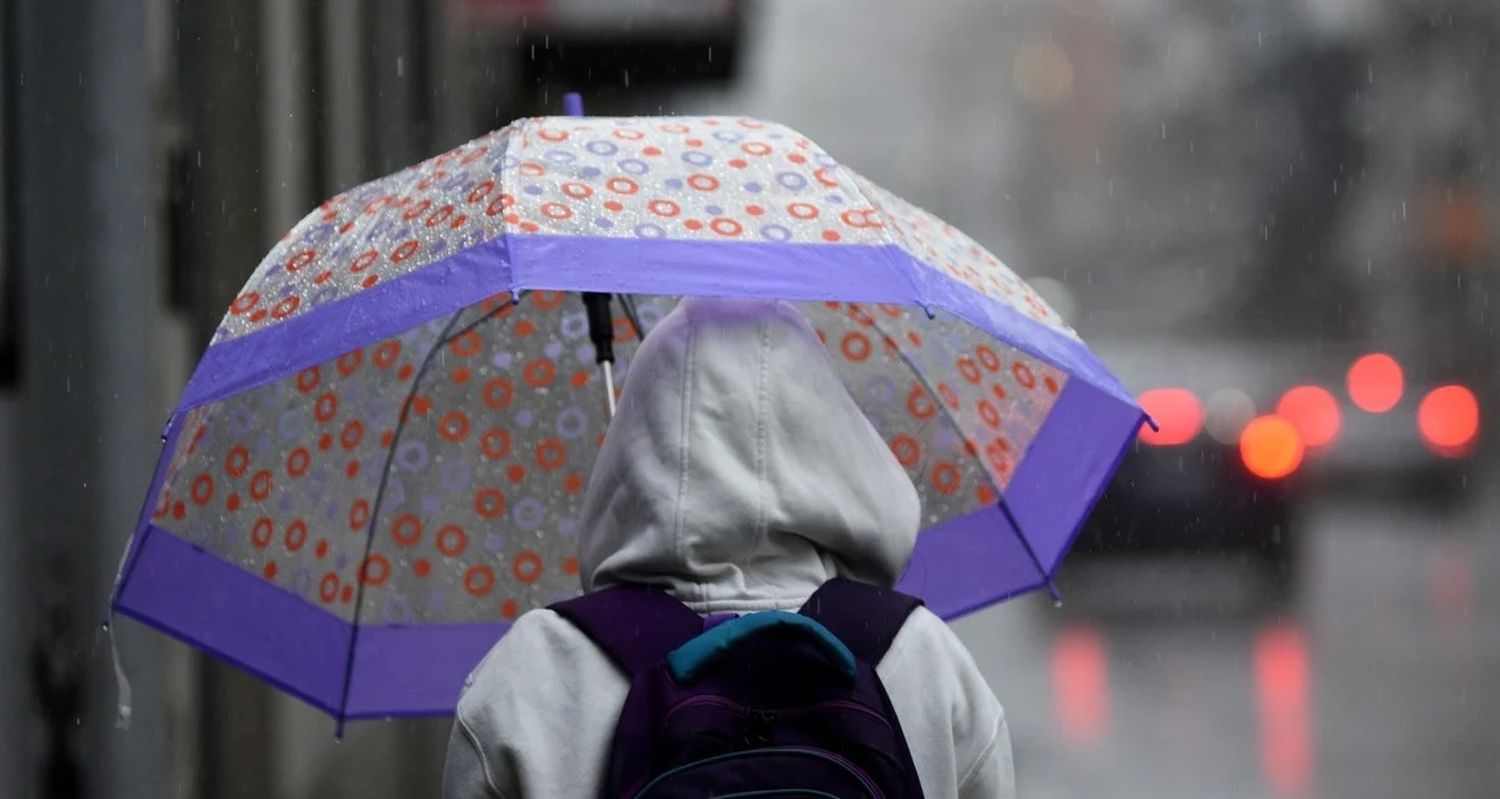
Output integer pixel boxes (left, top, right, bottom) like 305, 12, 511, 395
876, 607, 1014, 798
456, 607, 624, 718
448, 609, 630, 799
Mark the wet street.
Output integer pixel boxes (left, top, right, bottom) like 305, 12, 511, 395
954, 481, 1500, 799
678, 5, 1500, 795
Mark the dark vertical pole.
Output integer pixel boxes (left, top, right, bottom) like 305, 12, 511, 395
0, 1, 20, 790
8, 0, 164, 796
174, 0, 277, 796
370, 0, 433, 174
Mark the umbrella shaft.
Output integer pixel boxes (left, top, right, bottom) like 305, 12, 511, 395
602, 360, 616, 417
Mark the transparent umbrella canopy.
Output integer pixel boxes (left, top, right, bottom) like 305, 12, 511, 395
110, 102, 1144, 726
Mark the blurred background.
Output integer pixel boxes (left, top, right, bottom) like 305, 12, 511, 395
2, 0, 1496, 796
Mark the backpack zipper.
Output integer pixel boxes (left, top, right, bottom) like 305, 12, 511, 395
661, 695, 892, 732
630, 746, 885, 799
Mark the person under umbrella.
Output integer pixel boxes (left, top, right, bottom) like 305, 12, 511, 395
443, 297, 1013, 798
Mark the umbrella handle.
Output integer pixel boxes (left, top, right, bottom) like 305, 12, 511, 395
602, 360, 617, 418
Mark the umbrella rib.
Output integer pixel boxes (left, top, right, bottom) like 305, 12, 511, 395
335, 308, 467, 733
616, 294, 648, 341
433, 290, 527, 349
858, 306, 1061, 602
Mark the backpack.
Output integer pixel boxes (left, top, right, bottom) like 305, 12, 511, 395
550, 578, 927, 798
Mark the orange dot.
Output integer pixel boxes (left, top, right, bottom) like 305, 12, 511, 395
642, 146, 662, 156
563, 557, 580, 576
507, 464, 526, 483
475, 487, 507, 519
319, 433, 333, 451
501, 600, 519, 620
362, 275, 379, 289
523, 360, 556, 388
413, 558, 431, 577
889, 435, 920, 467
452, 367, 471, 385
346, 460, 360, 478
380, 430, 395, 447
465, 564, 496, 596
315, 539, 328, 558
263, 562, 278, 580
512, 550, 544, 584
1239, 416, 1305, 479
746, 204, 764, 216
571, 370, 590, 389
398, 363, 414, 380
564, 473, 584, 493
536, 438, 567, 471
439, 410, 471, 443
516, 319, 536, 337
341, 585, 353, 603
931, 462, 962, 495
226, 493, 241, 512
684, 219, 704, 231
729, 158, 748, 169
788, 153, 807, 164
604, 200, 623, 212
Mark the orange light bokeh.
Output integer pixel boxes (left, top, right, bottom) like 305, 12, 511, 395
1240, 416, 1305, 479
1347, 353, 1404, 413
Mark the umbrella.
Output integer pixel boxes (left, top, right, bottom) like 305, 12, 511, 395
110, 98, 1146, 726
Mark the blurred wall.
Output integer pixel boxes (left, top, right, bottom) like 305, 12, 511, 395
3, 0, 495, 796
4, 1, 166, 797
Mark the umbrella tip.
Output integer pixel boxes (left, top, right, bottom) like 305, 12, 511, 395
563, 92, 585, 117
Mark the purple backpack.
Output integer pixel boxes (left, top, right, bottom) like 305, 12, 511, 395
551, 578, 927, 798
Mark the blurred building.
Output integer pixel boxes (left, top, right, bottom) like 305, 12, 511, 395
2, 1, 1495, 797
3, 1, 740, 797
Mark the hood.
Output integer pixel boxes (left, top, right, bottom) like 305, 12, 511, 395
579, 297, 921, 611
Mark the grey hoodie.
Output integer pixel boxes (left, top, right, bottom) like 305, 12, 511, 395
442, 297, 1014, 798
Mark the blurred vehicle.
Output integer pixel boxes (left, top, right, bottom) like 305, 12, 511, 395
1076, 339, 1308, 584
1308, 350, 1485, 506
1077, 340, 1487, 585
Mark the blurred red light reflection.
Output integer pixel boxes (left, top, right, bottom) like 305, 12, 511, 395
1254, 624, 1313, 797
1347, 353, 1403, 413
1137, 388, 1202, 446
1276, 386, 1341, 448
1050, 625, 1109, 746
1418, 385, 1480, 456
